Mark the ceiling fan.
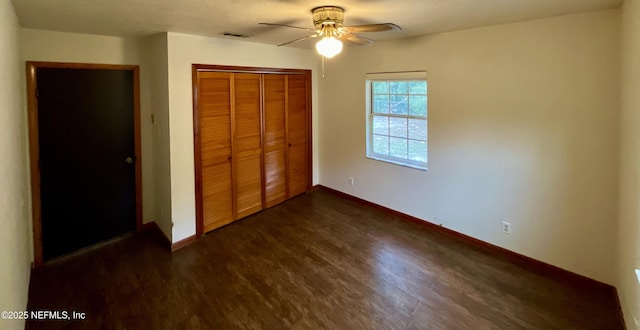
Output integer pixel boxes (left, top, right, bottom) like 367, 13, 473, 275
260, 6, 401, 58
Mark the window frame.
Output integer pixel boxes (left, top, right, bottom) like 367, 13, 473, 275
365, 73, 428, 170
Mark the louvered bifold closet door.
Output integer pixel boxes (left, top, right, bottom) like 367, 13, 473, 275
233, 73, 264, 219
287, 74, 309, 197
263, 74, 287, 207
198, 72, 234, 232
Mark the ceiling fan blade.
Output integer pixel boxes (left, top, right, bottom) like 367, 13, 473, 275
341, 33, 374, 46
277, 34, 319, 47
342, 23, 401, 33
259, 23, 317, 32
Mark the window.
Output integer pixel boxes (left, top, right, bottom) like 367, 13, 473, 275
366, 72, 428, 170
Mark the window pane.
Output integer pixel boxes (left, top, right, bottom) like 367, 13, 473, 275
408, 140, 427, 162
373, 115, 389, 135
390, 137, 408, 159
390, 81, 409, 94
408, 119, 427, 140
373, 81, 389, 94
373, 135, 389, 155
373, 94, 389, 113
390, 95, 408, 115
409, 95, 427, 117
409, 81, 427, 94
389, 117, 407, 138
367, 78, 428, 168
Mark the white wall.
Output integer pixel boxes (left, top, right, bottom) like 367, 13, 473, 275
166, 33, 320, 242
20, 29, 141, 64
0, 0, 31, 329
618, 0, 640, 327
20, 29, 158, 227
319, 10, 620, 284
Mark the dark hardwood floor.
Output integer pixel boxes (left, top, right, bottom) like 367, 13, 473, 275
26, 190, 624, 329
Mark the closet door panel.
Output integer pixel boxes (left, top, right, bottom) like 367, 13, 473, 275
264, 149, 286, 207
287, 74, 309, 197
235, 155, 263, 218
263, 75, 287, 207
264, 75, 286, 150
233, 73, 263, 218
199, 73, 231, 166
197, 72, 233, 232
288, 144, 307, 197
202, 162, 233, 231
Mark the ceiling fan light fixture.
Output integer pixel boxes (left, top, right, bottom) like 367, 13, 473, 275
316, 36, 343, 58
262, 5, 399, 59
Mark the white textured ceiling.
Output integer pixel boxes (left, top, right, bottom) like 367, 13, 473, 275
12, 0, 622, 48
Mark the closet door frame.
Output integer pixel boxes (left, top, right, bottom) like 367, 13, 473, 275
192, 64, 312, 238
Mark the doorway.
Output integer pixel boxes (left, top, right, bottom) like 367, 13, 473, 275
26, 62, 142, 265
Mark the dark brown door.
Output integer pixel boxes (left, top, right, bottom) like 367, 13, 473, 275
37, 67, 136, 260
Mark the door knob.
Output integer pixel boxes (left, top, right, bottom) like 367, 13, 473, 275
125, 157, 134, 164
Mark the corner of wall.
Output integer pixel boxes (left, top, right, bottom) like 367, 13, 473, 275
0, 0, 32, 329
144, 32, 172, 243
618, 0, 640, 327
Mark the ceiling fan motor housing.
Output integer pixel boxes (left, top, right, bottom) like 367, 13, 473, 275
312, 6, 344, 29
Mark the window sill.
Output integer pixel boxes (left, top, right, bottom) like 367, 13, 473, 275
366, 155, 427, 171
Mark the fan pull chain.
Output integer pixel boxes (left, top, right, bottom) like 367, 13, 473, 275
322, 56, 326, 78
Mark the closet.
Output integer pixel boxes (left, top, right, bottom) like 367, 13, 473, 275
193, 65, 311, 235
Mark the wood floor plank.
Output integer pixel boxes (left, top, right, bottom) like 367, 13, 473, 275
26, 190, 624, 329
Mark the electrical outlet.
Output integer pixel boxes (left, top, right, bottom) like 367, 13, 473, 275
502, 221, 511, 234
348, 177, 354, 186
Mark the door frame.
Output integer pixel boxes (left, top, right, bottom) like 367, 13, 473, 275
26, 61, 142, 267
192, 64, 313, 238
